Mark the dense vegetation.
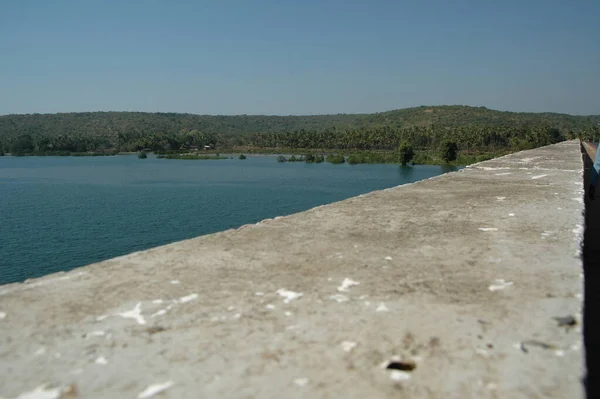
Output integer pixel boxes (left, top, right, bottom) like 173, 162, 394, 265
326, 154, 346, 164
305, 154, 324, 163
398, 141, 415, 165
1, 106, 598, 163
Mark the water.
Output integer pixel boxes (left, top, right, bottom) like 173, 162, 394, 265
0, 155, 458, 284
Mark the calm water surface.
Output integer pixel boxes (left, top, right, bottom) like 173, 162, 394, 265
0, 155, 458, 284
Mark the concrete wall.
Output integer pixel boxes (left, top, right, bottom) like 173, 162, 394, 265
0, 141, 586, 399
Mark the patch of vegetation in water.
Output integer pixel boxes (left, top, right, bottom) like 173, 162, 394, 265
347, 152, 398, 164
326, 154, 346, 164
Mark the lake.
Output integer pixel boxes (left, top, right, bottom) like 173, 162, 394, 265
0, 155, 458, 285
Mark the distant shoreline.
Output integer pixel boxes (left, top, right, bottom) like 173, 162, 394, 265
0, 147, 505, 166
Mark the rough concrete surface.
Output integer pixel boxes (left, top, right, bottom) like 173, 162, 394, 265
0, 141, 585, 398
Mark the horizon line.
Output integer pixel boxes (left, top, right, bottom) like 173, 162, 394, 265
0, 105, 598, 118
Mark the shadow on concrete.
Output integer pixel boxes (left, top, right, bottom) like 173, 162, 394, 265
582, 142, 600, 398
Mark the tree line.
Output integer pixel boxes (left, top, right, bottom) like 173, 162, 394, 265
2, 124, 598, 157
1, 106, 598, 156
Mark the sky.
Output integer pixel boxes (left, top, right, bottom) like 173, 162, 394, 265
0, 0, 599, 116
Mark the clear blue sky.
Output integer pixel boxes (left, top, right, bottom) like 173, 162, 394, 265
1, 0, 598, 115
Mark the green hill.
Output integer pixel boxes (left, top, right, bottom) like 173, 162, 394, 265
0, 111, 361, 139
355, 105, 600, 130
1, 106, 598, 139
1, 106, 598, 157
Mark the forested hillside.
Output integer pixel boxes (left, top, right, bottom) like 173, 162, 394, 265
1, 106, 598, 156
354, 105, 600, 130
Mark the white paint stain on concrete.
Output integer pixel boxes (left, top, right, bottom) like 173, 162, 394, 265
341, 341, 357, 352
390, 370, 411, 382
266, 304, 276, 310
118, 302, 146, 325
0, 311, 6, 320
384, 256, 393, 261
478, 228, 498, 232
276, 289, 304, 303
337, 278, 360, 292
284, 311, 292, 317
572, 197, 583, 204
376, 303, 389, 312
151, 309, 168, 318
88, 330, 106, 337
476, 349, 489, 358
573, 225, 584, 241
495, 172, 512, 176
170, 280, 180, 285
178, 294, 199, 304
98, 302, 147, 325
496, 197, 506, 201
138, 381, 174, 398
488, 279, 514, 291
508, 213, 515, 217
152, 299, 164, 304
15, 384, 62, 399
95, 356, 108, 365
541, 231, 552, 237
531, 174, 547, 179
329, 294, 349, 303
294, 378, 309, 387
34, 347, 46, 356
255, 292, 264, 296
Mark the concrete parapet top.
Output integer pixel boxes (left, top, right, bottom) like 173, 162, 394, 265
0, 141, 585, 398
